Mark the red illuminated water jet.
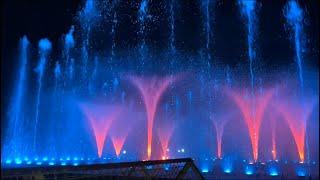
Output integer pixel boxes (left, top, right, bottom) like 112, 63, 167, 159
210, 113, 232, 159
80, 103, 121, 158
128, 75, 178, 159
275, 98, 316, 163
228, 89, 274, 162
157, 121, 175, 160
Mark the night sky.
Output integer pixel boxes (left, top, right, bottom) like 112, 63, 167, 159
1, 0, 319, 111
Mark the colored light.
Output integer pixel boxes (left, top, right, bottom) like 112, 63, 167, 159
181, 148, 185, 153
297, 170, 306, 177
61, 162, 66, 166
42, 157, 48, 161
36, 162, 42, 165
123, 150, 127, 154
49, 162, 55, 166
73, 163, 79, 166
67, 157, 71, 161
224, 168, 232, 174
24, 157, 29, 161
245, 170, 253, 175
5, 159, 12, 164
15, 158, 22, 164
202, 169, 209, 173
74, 157, 78, 161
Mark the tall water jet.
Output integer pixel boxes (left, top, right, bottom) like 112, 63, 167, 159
157, 118, 175, 160
284, 0, 305, 89
79, 0, 99, 90
201, 0, 216, 67
138, 0, 149, 70
110, 11, 117, 65
275, 98, 316, 163
64, 26, 75, 81
128, 75, 178, 159
238, 0, 258, 92
80, 103, 121, 158
169, 0, 176, 54
227, 88, 274, 162
33, 38, 52, 150
7, 36, 29, 156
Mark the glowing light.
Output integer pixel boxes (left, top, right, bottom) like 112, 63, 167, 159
80, 103, 121, 158
245, 164, 255, 175
228, 89, 274, 162
73, 163, 79, 166
61, 162, 66, 166
15, 158, 22, 164
224, 168, 232, 174
42, 157, 48, 161
202, 169, 209, 173
181, 148, 185, 153
36, 162, 42, 165
27, 161, 32, 165
5, 159, 12, 164
128, 75, 179, 159
122, 150, 127, 154
49, 162, 55, 166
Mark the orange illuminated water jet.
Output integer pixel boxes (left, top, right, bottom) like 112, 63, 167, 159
276, 98, 316, 163
228, 89, 274, 162
157, 122, 175, 159
129, 75, 178, 159
271, 118, 277, 160
80, 103, 121, 158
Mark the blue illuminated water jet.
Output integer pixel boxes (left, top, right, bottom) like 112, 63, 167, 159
284, 0, 305, 89
6, 36, 29, 157
138, 0, 149, 71
238, 0, 258, 92
64, 26, 75, 81
33, 38, 52, 150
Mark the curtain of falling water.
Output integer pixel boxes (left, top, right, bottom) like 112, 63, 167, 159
33, 38, 52, 151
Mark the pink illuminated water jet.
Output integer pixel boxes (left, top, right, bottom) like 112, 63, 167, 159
210, 114, 232, 159
80, 103, 121, 158
228, 89, 274, 162
111, 136, 127, 157
157, 120, 175, 160
128, 75, 178, 159
275, 98, 316, 163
